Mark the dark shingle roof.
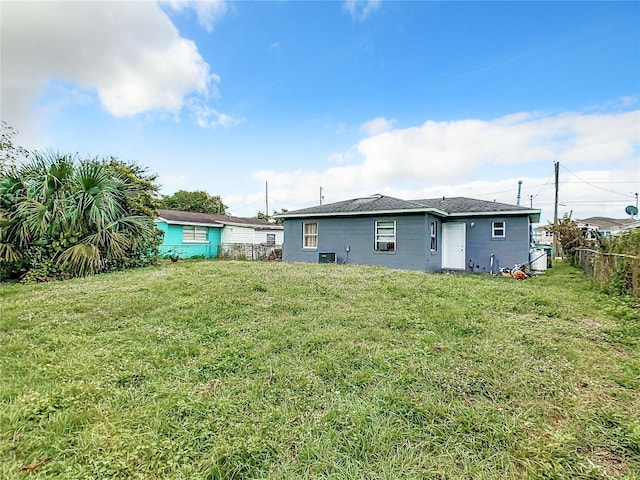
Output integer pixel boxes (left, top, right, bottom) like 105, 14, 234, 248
156, 209, 282, 230
277, 195, 540, 221
411, 197, 534, 215
279, 195, 426, 216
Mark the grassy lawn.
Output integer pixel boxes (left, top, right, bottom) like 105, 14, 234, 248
1, 260, 639, 479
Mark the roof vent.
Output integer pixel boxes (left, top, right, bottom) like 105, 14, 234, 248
354, 194, 382, 204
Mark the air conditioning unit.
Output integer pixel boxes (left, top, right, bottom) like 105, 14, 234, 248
318, 252, 337, 263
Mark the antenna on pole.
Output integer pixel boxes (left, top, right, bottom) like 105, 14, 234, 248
265, 181, 269, 221
516, 180, 522, 205
320, 186, 324, 206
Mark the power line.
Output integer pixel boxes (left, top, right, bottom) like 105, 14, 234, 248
537, 200, 632, 206
473, 181, 552, 199
560, 181, 640, 185
559, 164, 635, 198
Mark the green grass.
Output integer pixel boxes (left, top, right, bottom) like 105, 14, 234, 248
1, 260, 639, 479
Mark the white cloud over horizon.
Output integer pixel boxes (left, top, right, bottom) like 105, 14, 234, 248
253, 109, 639, 188
244, 107, 639, 222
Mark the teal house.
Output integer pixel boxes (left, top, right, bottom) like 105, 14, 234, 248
155, 209, 284, 259
155, 210, 223, 258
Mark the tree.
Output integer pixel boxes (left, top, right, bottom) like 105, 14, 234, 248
547, 213, 584, 258
0, 152, 162, 280
0, 121, 30, 171
256, 208, 288, 225
160, 190, 227, 215
105, 157, 160, 217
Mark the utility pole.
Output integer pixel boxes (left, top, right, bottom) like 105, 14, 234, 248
553, 161, 559, 259
265, 181, 269, 221
530, 195, 533, 208
319, 186, 324, 206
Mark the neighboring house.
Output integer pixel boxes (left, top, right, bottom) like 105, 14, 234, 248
155, 209, 283, 259
533, 225, 554, 245
276, 195, 541, 273
533, 217, 636, 245
576, 217, 635, 237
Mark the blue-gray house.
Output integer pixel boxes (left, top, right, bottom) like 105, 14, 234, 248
276, 195, 541, 273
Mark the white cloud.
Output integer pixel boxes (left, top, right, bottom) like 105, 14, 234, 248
350, 110, 639, 185
0, 1, 228, 136
343, 0, 381, 22
360, 117, 396, 136
162, 0, 228, 32
188, 101, 244, 128
246, 108, 639, 222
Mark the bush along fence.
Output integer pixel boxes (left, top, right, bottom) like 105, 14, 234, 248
218, 243, 282, 261
160, 243, 282, 261
575, 247, 640, 298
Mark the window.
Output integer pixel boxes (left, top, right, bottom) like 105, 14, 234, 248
375, 220, 396, 252
492, 221, 506, 238
303, 222, 318, 248
266, 233, 276, 245
183, 225, 208, 242
430, 221, 437, 251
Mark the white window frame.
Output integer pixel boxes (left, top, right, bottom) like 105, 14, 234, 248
375, 220, 396, 252
303, 222, 318, 249
266, 233, 276, 245
183, 225, 208, 243
492, 221, 506, 238
430, 221, 437, 251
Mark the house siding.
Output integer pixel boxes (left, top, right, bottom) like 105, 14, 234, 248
458, 215, 531, 273
282, 214, 530, 273
155, 221, 221, 258
256, 229, 284, 245
283, 214, 442, 272
221, 225, 256, 244
221, 225, 284, 245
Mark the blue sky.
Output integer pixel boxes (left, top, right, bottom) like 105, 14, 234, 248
2, 0, 639, 223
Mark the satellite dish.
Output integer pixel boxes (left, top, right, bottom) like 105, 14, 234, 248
625, 205, 638, 216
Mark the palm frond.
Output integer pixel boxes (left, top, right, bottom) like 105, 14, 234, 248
56, 243, 103, 277
0, 241, 22, 263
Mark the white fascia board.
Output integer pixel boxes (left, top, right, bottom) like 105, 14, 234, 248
221, 221, 282, 230
447, 210, 541, 222
276, 208, 448, 219
156, 218, 223, 228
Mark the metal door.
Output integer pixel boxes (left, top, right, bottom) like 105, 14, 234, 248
442, 222, 466, 270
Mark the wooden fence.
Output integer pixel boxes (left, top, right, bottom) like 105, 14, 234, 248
574, 248, 640, 298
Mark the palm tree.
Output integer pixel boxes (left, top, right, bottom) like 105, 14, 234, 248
0, 152, 161, 278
